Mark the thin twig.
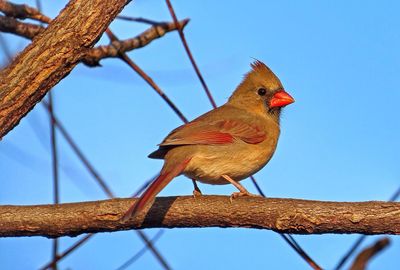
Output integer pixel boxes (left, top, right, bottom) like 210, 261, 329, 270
136, 231, 171, 270
250, 176, 266, 197
116, 15, 160, 25
282, 234, 322, 270
164, 0, 217, 108
39, 234, 93, 270
115, 230, 165, 270
389, 186, 400, 201
42, 101, 115, 198
105, 28, 189, 124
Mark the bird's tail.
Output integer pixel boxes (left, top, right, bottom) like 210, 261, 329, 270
121, 157, 192, 221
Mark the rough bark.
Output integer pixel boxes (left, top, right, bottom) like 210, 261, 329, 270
1, 196, 399, 238
0, 0, 128, 139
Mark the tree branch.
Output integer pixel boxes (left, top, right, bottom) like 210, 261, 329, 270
349, 237, 390, 270
0, 15, 43, 39
0, 0, 128, 139
82, 19, 189, 66
0, 0, 51, 23
1, 196, 400, 238
0, 14, 189, 65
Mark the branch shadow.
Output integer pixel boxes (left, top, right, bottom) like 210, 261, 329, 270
141, 196, 178, 228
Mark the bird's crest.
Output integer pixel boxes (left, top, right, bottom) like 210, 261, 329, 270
249, 59, 275, 78
251, 60, 270, 73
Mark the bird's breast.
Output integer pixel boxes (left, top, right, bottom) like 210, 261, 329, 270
182, 136, 278, 185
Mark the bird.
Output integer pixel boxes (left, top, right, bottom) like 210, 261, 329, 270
122, 60, 294, 221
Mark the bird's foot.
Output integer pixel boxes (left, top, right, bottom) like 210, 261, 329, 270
230, 191, 259, 202
193, 188, 202, 198
192, 179, 202, 198
221, 174, 259, 202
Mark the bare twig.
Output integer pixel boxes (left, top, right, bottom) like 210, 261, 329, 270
349, 238, 390, 270
389, 186, 400, 202
0, 0, 51, 23
42, 101, 115, 198
39, 234, 93, 270
164, 0, 217, 108
116, 15, 160, 25
280, 235, 321, 270
1, 197, 400, 238
105, 28, 188, 123
136, 230, 171, 270
250, 176, 266, 197
115, 230, 165, 270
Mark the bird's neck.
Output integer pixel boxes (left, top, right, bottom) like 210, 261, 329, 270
227, 102, 282, 126
267, 108, 282, 124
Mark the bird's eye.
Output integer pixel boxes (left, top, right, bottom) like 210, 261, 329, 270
257, 88, 267, 96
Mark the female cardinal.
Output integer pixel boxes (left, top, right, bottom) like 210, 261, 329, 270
122, 60, 294, 220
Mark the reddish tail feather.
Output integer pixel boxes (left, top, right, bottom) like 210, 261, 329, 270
121, 158, 192, 221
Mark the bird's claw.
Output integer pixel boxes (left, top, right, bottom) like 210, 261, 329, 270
229, 191, 260, 203
193, 188, 202, 198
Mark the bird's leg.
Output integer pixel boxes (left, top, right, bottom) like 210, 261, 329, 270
191, 179, 202, 197
221, 174, 259, 202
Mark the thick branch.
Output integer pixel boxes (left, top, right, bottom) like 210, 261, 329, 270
1, 196, 400, 238
0, 0, 128, 139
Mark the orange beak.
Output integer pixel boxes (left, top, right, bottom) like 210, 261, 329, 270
269, 90, 295, 108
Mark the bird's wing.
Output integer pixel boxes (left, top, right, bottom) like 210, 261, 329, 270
159, 119, 266, 146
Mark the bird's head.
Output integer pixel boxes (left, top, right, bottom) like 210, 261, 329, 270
228, 60, 294, 118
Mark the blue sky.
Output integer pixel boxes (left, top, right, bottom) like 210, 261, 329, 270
1, 0, 399, 269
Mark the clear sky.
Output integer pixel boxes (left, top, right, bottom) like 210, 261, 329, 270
1, 0, 399, 269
